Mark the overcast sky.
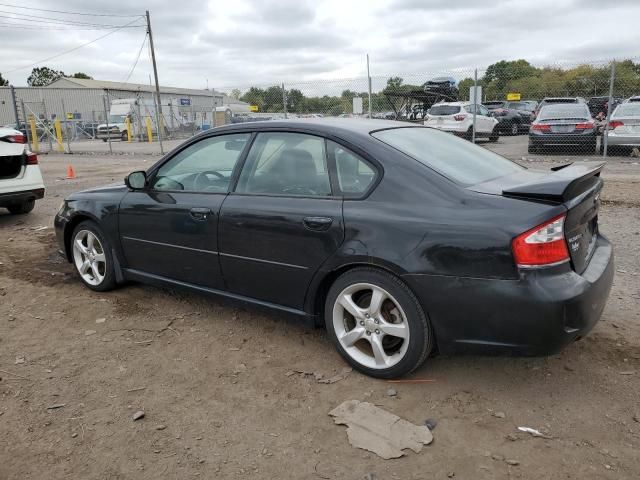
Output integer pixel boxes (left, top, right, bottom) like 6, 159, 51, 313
1, 0, 639, 91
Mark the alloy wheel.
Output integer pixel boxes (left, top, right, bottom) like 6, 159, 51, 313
72, 230, 106, 286
332, 283, 410, 369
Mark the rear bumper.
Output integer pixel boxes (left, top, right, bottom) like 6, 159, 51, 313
0, 187, 45, 207
404, 234, 614, 356
529, 132, 596, 146
605, 132, 640, 146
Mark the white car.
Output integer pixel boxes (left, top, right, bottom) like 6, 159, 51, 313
424, 102, 499, 141
0, 126, 45, 214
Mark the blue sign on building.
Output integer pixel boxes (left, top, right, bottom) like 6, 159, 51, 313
179, 98, 191, 106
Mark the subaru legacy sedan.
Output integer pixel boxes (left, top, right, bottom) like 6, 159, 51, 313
55, 119, 613, 378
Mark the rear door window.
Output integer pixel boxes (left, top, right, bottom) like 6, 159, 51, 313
236, 132, 332, 197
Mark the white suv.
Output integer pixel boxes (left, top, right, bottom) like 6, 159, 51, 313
0, 126, 45, 215
424, 102, 499, 141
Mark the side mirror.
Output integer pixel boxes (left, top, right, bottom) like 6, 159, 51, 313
125, 171, 147, 190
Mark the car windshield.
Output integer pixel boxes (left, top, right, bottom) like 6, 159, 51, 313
543, 98, 577, 104
372, 127, 523, 186
483, 102, 504, 108
429, 105, 460, 115
109, 115, 126, 123
538, 104, 590, 120
615, 104, 640, 116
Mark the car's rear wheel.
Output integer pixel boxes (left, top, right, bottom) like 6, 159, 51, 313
7, 199, 35, 215
121, 130, 128, 141
324, 268, 432, 378
510, 122, 519, 136
71, 221, 117, 291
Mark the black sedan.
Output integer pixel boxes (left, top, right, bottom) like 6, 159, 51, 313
483, 101, 532, 135
529, 103, 598, 153
54, 119, 613, 378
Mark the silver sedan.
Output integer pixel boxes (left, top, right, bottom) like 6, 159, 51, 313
604, 102, 640, 153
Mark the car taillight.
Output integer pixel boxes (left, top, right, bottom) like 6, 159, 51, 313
1, 134, 26, 143
575, 122, 595, 130
453, 114, 466, 121
512, 214, 569, 267
608, 120, 624, 129
531, 123, 551, 131
26, 152, 38, 165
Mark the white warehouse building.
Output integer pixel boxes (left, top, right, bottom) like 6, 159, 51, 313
0, 77, 249, 127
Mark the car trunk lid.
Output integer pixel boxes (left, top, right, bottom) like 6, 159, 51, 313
470, 162, 604, 274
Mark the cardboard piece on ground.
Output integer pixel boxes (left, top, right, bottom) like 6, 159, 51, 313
329, 400, 433, 459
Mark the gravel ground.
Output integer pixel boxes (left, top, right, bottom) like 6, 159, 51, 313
1, 137, 639, 479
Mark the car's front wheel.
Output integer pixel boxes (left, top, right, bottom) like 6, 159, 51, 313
324, 268, 433, 378
71, 221, 117, 291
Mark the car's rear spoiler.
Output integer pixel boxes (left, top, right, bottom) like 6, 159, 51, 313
502, 162, 605, 203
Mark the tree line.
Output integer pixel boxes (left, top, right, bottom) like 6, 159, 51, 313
231, 59, 640, 114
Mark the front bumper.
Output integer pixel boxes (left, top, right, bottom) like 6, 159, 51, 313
403, 234, 614, 356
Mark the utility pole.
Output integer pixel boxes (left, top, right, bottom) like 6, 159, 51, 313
145, 10, 164, 154
472, 69, 478, 143
602, 61, 616, 159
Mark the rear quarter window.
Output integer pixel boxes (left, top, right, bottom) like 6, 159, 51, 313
372, 127, 523, 186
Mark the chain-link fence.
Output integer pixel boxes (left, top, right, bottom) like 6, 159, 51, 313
2, 57, 639, 159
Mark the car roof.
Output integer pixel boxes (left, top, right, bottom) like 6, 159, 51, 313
210, 117, 422, 137
431, 101, 467, 106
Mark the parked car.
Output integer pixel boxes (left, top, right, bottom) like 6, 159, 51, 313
625, 95, 640, 103
0, 126, 45, 215
534, 97, 586, 118
529, 103, 597, 153
424, 102, 499, 141
483, 101, 532, 135
601, 102, 640, 154
54, 119, 613, 378
505, 100, 538, 114
587, 96, 623, 117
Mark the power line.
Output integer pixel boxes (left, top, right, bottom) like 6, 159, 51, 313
0, 22, 138, 31
0, 2, 142, 17
122, 33, 148, 83
0, 10, 145, 27
4, 17, 143, 74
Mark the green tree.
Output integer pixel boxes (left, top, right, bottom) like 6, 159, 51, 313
70, 72, 92, 79
230, 88, 242, 100
27, 66, 65, 86
286, 88, 305, 112
0, 72, 8, 86
240, 87, 266, 111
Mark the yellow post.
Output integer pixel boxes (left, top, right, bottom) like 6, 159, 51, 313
125, 117, 132, 142
29, 116, 39, 151
54, 119, 64, 152
145, 117, 153, 143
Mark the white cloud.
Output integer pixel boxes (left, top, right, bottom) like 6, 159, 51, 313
1, 0, 638, 91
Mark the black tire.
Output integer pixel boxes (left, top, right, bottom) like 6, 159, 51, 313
488, 127, 499, 142
102, 138, 107, 142
464, 127, 473, 141
324, 267, 433, 379
7, 199, 35, 215
509, 122, 519, 136
121, 130, 128, 141
528, 143, 539, 154
70, 220, 117, 292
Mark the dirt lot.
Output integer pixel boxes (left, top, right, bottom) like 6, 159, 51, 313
1, 138, 640, 479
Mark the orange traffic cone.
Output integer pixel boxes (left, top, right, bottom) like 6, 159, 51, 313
66, 165, 76, 179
